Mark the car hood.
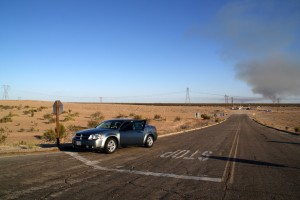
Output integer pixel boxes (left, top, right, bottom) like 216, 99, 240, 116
76, 128, 117, 135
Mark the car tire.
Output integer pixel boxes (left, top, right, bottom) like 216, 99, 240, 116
145, 135, 154, 148
104, 138, 117, 154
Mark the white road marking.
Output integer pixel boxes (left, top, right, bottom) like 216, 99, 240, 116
160, 149, 212, 161
65, 152, 222, 183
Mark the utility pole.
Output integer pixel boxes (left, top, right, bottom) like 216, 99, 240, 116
2, 85, 9, 100
185, 87, 191, 104
224, 94, 229, 104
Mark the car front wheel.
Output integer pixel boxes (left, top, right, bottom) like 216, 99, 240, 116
104, 138, 117, 154
145, 135, 154, 148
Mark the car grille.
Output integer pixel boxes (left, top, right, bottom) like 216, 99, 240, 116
75, 133, 90, 140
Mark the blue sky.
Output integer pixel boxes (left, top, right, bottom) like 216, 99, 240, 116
0, 0, 299, 103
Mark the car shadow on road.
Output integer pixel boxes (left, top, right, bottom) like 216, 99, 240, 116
38, 143, 82, 153
207, 155, 300, 169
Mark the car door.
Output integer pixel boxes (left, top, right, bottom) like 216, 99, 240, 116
119, 121, 145, 145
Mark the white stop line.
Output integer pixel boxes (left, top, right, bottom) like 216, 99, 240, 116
65, 152, 222, 183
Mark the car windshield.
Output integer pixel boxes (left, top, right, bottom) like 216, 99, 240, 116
96, 120, 124, 129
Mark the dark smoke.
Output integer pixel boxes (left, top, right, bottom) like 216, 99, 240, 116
193, 0, 300, 101
235, 52, 300, 102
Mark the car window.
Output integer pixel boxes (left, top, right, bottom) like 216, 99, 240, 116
96, 120, 123, 129
120, 121, 134, 131
133, 121, 145, 130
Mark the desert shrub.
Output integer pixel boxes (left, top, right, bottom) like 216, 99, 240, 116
201, 114, 211, 120
72, 112, 80, 117
87, 120, 99, 128
174, 116, 181, 122
68, 125, 82, 132
0, 115, 13, 123
24, 105, 30, 109
43, 129, 56, 141
129, 113, 143, 119
43, 124, 67, 141
0, 127, 8, 144
90, 112, 104, 121
27, 127, 37, 132
23, 110, 30, 115
180, 124, 189, 130
43, 113, 55, 123
154, 114, 162, 120
37, 106, 48, 112
30, 109, 35, 117
115, 113, 127, 118
43, 113, 52, 119
63, 115, 75, 122
0, 105, 15, 110
133, 114, 143, 120
18, 128, 25, 132
8, 112, 18, 117
295, 127, 300, 132
215, 118, 220, 123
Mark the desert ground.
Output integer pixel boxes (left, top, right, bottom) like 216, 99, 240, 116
0, 100, 299, 153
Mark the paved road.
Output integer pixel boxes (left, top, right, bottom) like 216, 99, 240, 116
1, 114, 300, 199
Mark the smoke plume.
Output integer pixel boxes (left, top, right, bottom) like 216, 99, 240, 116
196, 0, 300, 101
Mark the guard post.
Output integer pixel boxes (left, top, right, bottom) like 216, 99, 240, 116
53, 100, 63, 147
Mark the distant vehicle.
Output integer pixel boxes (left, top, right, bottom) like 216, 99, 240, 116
72, 119, 157, 154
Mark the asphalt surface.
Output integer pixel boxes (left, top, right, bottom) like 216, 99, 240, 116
1, 114, 300, 199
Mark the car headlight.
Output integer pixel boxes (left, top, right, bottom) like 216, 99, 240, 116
88, 134, 102, 140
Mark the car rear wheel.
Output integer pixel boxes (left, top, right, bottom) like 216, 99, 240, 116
104, 138, 117, 154
145, 135, 154, 148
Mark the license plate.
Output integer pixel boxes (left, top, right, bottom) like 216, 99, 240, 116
76, 141, 81, 146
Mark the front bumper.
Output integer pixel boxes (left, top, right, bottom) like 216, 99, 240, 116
72, 139, 104, 149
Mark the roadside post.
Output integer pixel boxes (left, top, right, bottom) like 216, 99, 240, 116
53, 100, 63, 147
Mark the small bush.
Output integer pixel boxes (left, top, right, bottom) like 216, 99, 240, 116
0, 115, 13, 123
115, 113, 127, 118
295, 127, 300, 132
88, 120, 99, 128
43, 124, 67, 141
0, 105, 15, 110
44, 113, 55, 123
180, 124, 189, 130
63, 115, 75, 122
23, 110, 31, 115
18, 128, 25, 132
37, 106, 48, 111
133, 114, 143, 120
174, 116, 181, 122
90, 112, 104, 121
154, 114, 162, 120
201, 114, 211, 120
68, 125, 82, 132
43, 129, 56, 141
215, 118, 220, 123
0, 127, 8, 144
